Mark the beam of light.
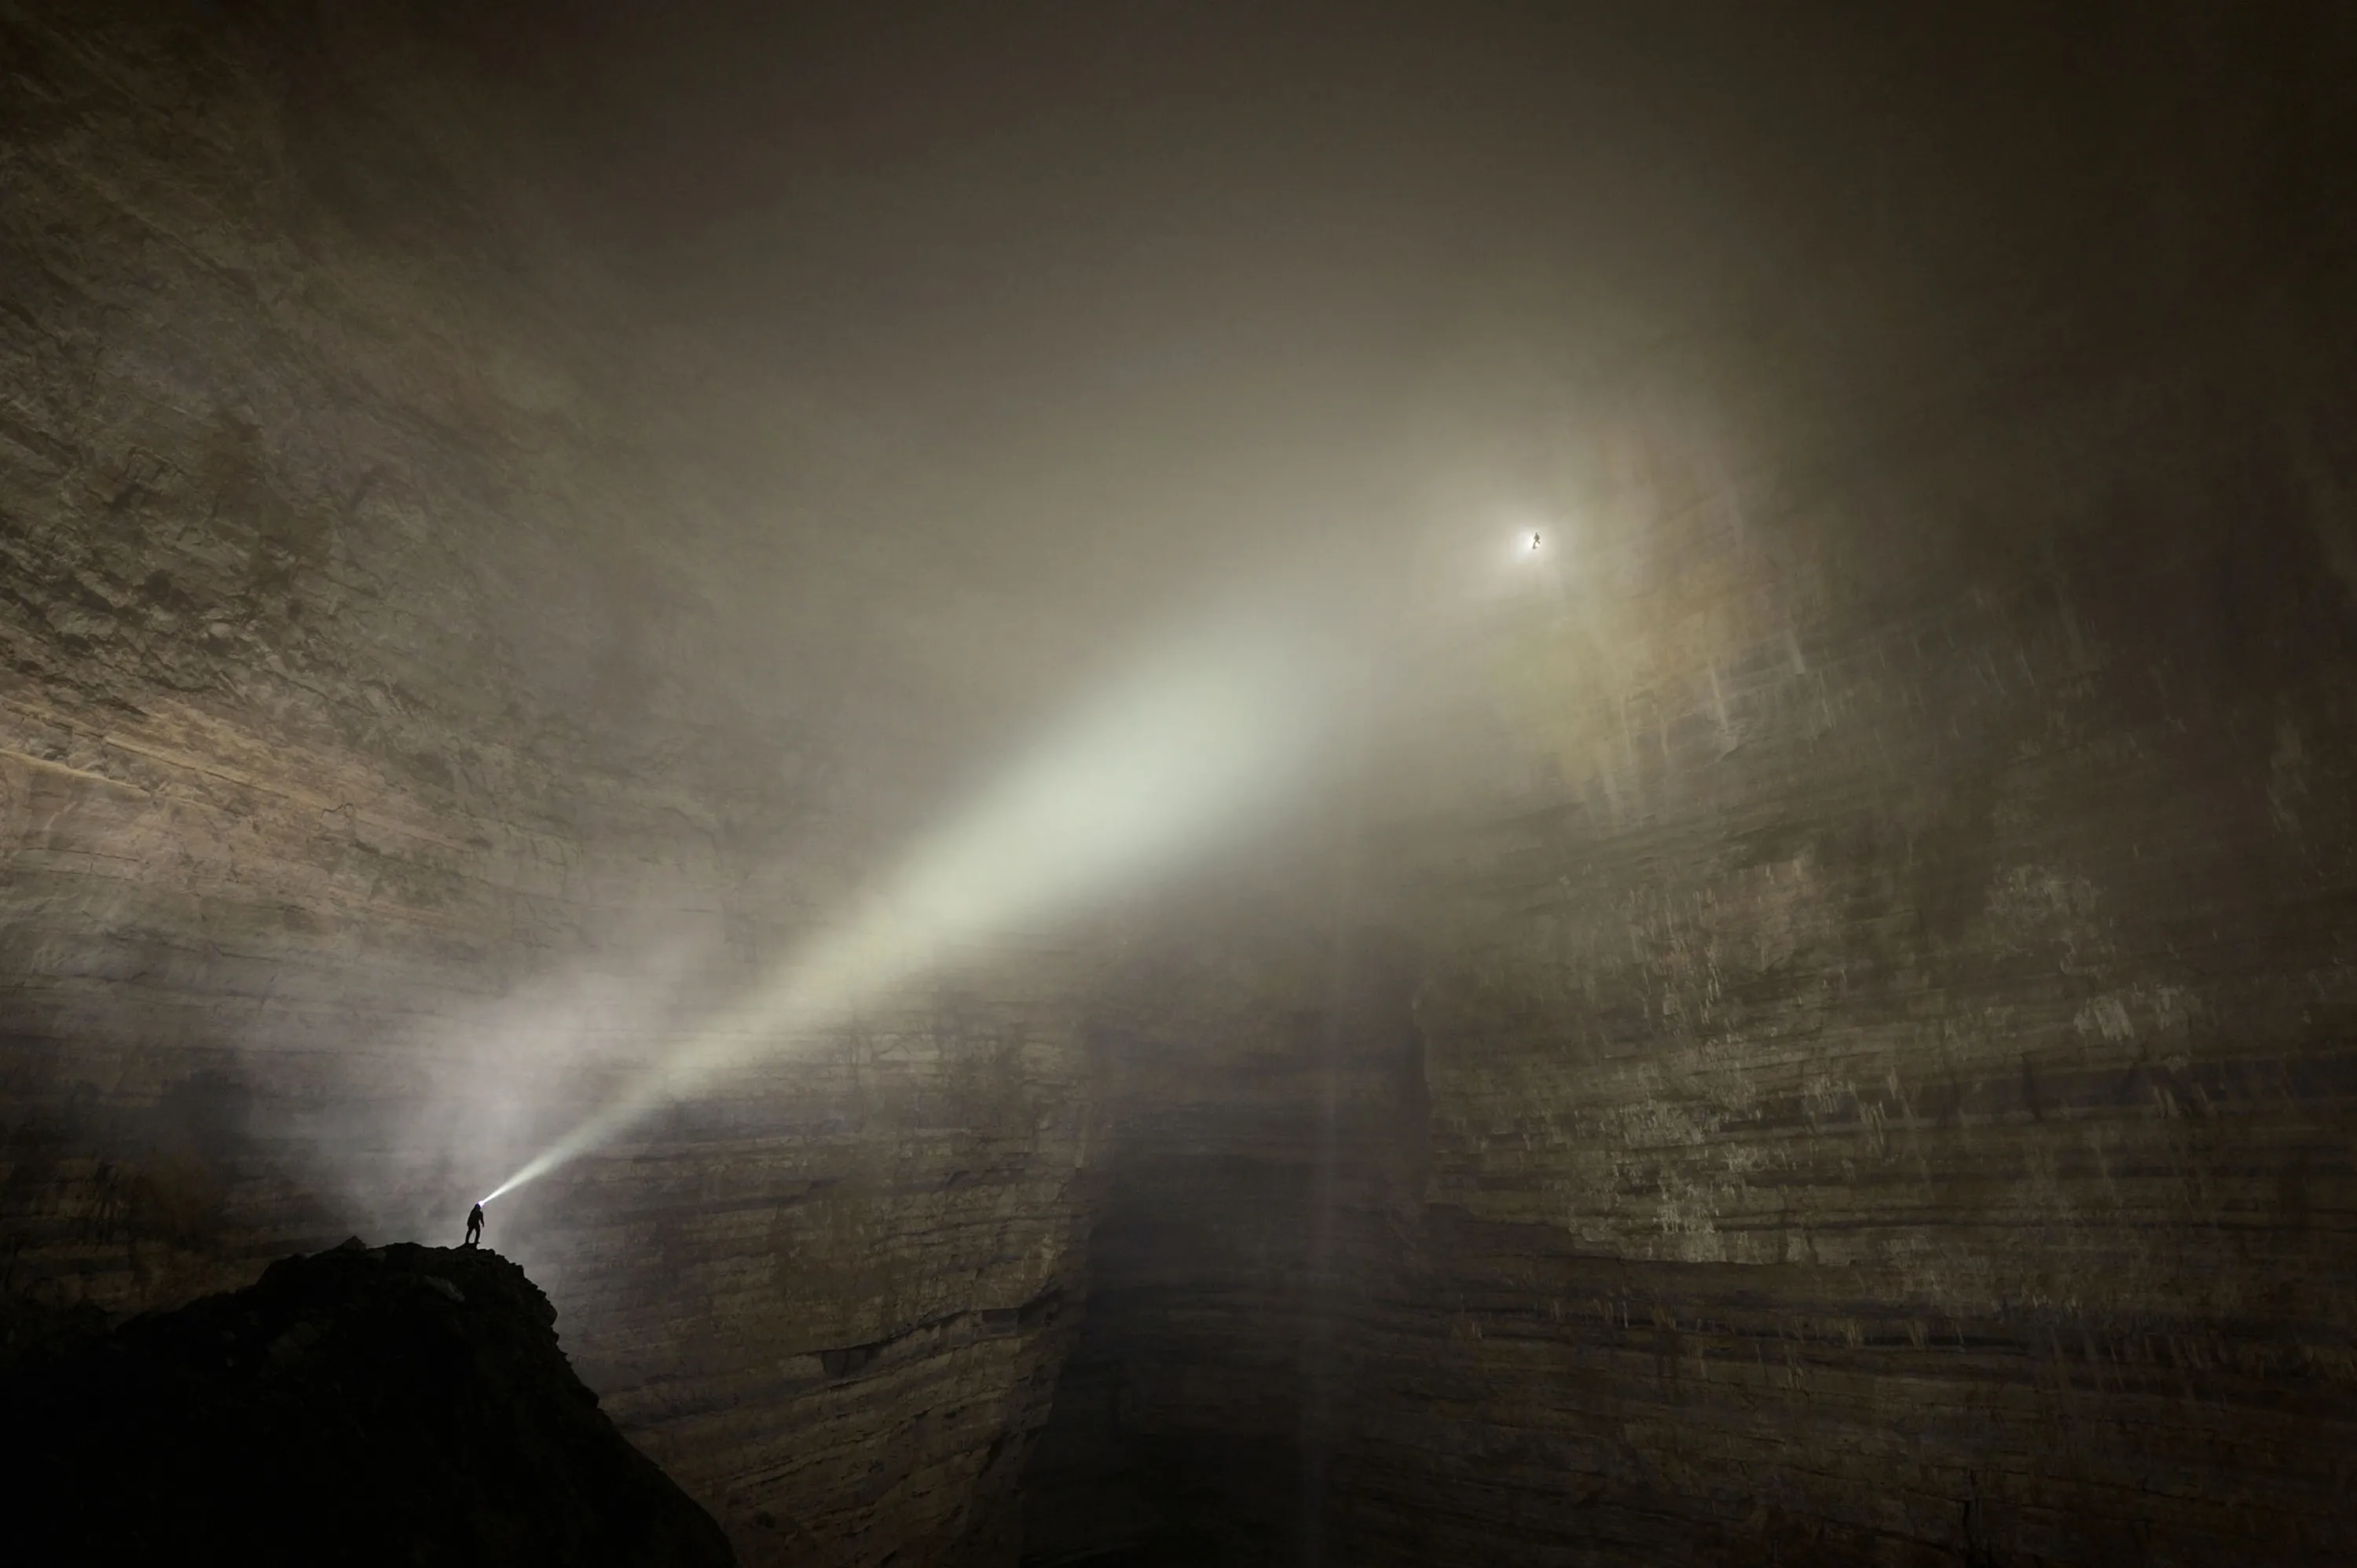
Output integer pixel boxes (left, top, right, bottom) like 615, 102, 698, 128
481, 608, 1340, 1205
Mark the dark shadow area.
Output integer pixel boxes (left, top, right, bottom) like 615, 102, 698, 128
0, 1239, 734, 1567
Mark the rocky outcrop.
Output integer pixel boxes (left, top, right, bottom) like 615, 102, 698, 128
1, 1238, 734, 1566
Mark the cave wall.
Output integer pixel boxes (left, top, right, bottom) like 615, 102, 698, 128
0, 6, 1100, 1561
1024, 390, 2357, 1567
1343, 367, 2357, 1565
9, 5, 2357, 1568
1017, 16, 2357, 1559
1021, 284, 2357, 1568
1015, 907, 1428, 1566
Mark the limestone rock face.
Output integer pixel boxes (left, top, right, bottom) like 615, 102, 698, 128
1, 1239, 736, 1566
0, 5, 1097, 1561
1026, 372, 2357, 1562
5, 4, 2356, 1567
1331, 449, 2357, 1565
1014, 13, 2357, 1563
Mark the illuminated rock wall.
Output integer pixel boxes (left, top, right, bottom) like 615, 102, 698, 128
1021, 294, 2357, 1565
0, 7, 1095, 1563
8, 5, 2355, 1567
1345, 379, 2357, 1564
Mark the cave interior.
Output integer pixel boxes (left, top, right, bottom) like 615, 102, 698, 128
2, 2, 2354, 1564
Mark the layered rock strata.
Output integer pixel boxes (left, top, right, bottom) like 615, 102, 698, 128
0, 5, 1100, 1561
7, 3, 2356, 1566
1021, 290, 2357, 1567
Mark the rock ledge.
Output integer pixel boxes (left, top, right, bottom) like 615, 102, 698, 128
2, 1239, 735, 1567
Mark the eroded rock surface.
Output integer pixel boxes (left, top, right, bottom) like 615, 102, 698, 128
4, 4, 2355, 1567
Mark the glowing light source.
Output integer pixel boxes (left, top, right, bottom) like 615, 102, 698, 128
478, 610, 1337, 1206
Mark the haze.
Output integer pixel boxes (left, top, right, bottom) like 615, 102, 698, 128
3, 3, 2351, 1563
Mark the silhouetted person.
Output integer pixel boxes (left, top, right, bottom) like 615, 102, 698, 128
464, 1202, 484, 1248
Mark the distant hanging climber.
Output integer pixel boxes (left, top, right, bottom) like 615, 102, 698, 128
464, 1201, 485, 1248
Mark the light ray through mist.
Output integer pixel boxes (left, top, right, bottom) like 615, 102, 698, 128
482, 610, 1344, 1203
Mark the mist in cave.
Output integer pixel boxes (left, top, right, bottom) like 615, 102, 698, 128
2, 3, 2354, 1564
